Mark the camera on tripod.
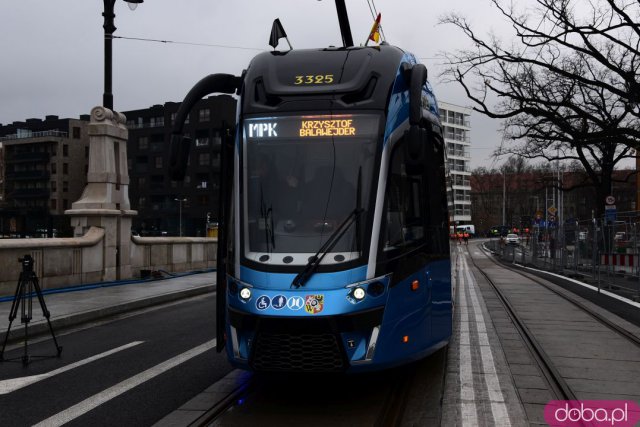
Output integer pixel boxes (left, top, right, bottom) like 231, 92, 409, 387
1, 253, 62, 364
18, 255, 34, 272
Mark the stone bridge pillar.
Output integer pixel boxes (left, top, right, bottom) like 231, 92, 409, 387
65, 106, 137, 281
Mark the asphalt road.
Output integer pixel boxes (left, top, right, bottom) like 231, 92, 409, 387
0, 294, 233, 426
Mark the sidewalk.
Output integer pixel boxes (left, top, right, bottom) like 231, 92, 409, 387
0, 271, 216, 344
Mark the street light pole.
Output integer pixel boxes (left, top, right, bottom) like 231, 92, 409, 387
502, 172, 506, 226
175, 198, 187, 236
102, 0, 143, 110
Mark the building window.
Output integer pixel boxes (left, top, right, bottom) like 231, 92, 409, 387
63, 181, 69, 192
63, 144, 69, 156
51, 199, 57, 210
138, 196, 146, 208
51, 181, 57, 192
195, 137, 210, 147
138, 177, 146, 187
63, 163, 69, 174
51, 163, 57, 174
73, 127, 81, 139
155, 156, 163, 168
199, 108, 210, 122
138, 137, 148, 150
85, 146, 89, 159
63, 199, 69, 210
198, 153, 210, 166
150, 141, 163, 152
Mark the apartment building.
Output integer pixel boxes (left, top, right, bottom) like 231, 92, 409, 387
124, 95, 236, 236
439, 101, 472, 225
0, 116, 90, 236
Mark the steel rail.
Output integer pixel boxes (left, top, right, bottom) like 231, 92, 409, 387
468, 246, 578, 401
484, 244, 640, 350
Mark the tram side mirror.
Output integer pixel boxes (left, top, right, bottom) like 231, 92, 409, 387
169, 134, 193, 181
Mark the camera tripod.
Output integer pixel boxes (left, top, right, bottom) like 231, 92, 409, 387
0, 255, 62, 366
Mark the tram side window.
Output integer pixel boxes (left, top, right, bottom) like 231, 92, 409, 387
382, 141, 426, 253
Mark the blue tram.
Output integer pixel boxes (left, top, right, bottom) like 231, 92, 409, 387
170, 10, 452, 373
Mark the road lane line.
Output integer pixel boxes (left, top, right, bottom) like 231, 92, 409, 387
34, 339, 216, 427
457, 251, 479, 427
462, 255, 512, 426
0, 341, 144, 395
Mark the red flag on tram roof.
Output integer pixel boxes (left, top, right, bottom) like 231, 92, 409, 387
368, 13, 382, 44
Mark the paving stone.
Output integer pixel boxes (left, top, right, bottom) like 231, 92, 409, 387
508, 363, 539, 376
521, 403, 549, 425
511, 374, 548, 390
516, 388, 554, 405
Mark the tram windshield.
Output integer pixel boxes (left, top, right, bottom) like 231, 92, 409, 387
243, 114, 380, 266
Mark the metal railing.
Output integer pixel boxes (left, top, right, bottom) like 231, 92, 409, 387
0, 130, 68, 141
485, 213, 640, 302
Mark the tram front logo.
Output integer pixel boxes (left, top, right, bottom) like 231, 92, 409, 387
304, 294, 324, 315
248, 122, 277, 138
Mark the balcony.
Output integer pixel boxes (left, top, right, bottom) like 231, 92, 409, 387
0, 130, 67, 142
8, 188, 50, 199
6, 170, 50, 181
449, 164, 471, 173
445, 117, 471, 128
6, 152, 50, 163
444, 134, 471, 143
447, 149, 470, 159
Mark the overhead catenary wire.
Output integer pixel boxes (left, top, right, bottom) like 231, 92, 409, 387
111, 32, 442, 64
110, 35, 265, 51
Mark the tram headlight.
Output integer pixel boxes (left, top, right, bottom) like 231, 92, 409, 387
239, 287, 252, 301
353, 287, 366, 301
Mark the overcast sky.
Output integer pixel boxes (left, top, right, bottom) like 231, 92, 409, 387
0, 0, 513, 169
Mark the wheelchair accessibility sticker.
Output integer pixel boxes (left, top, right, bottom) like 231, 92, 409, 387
256, 295, 270, 310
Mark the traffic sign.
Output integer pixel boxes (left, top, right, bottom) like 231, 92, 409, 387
605, 205, 617, 224
605, 195, 615, 205
548, 206, 557, 215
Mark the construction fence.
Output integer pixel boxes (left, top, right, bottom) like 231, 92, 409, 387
484, 211, 640, 302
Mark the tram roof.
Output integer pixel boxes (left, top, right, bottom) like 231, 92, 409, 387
241, 44, 409, 114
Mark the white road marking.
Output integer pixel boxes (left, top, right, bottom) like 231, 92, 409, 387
0, 341, 144, 395
34, 339, 216, 427
461, 255, 512, 426
458, 255, 478, 427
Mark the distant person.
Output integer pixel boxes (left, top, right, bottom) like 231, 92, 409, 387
463, 232, 469, 245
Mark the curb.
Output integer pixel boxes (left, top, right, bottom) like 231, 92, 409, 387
0, 284, 215, 346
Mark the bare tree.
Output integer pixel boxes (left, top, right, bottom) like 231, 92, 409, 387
441, 0, 640, 215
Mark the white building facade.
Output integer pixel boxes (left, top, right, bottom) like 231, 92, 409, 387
439, 101, 472, 225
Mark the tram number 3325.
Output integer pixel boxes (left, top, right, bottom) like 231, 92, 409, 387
294, 74, 335, 85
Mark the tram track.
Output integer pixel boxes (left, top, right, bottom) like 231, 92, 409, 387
468, 248, 577, 401
469, 242, 640, 403
188, 354, 440, 426
481, 244, 640, 350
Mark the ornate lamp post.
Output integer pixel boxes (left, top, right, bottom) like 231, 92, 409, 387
102, 0, 143, 110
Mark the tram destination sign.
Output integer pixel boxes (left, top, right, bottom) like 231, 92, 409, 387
244, 114, 379, 140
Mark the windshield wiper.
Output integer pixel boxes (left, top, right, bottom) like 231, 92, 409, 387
260, 185, 275, 252
290, 207, 364, 288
